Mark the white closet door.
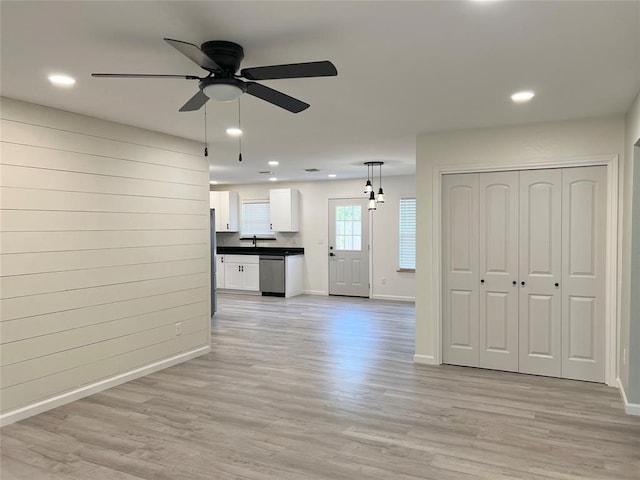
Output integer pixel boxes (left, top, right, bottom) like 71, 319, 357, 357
561, 166, 606, 382
442, 173, 479, 367
478, 172, 519, 372
518, 169, 562, 377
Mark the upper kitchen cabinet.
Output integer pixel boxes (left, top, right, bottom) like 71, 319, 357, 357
210, 191, 239, 232
269, 188, 299, 232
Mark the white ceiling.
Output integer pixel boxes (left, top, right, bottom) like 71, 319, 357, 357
1, 1, 639, 185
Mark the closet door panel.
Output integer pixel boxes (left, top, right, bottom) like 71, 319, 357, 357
442, 174, 479, 367
561, 166, 606, 382
519, 169, 562, 377
478, 172, 519, 371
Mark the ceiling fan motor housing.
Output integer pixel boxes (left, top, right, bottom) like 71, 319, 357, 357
201, 40, 244, 74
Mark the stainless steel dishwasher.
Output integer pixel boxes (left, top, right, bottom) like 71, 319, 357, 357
259, 255, 285, 296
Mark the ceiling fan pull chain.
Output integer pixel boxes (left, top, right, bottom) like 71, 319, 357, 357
238, 98, 243, 162
203, 104, 208, 157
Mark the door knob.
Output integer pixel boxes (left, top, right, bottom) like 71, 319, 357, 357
329, 252, 335, 257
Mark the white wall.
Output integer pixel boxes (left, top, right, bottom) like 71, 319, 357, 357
623, 90, 640, 405
415, 115, 625, 365
0, 98, 211, 424
214, 175, 416, 301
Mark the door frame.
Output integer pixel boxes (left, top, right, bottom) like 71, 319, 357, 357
327, 197, 372, 297
431, 154, 619, 386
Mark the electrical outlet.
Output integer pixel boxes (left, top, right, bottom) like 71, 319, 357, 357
175, 322, 182, 336
381, 277, 387, 285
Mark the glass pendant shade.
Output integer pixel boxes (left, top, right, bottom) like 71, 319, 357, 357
376, 187, 385, 203
203, 83, 243, 102
364, 179, 373, 194
368, 191, 377, 210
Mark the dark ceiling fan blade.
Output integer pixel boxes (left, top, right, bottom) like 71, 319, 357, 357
92, 73, 200, 79
245, 82, 309, 113
179, 90, 210, 112
241, 61, 337, 81
164, 38, 220, 71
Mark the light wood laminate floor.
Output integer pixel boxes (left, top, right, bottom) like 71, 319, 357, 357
2, 293, 639, 479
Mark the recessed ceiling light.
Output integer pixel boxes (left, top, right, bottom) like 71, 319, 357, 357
269, 177, 278, 182
210, 180, 219, 185
48, 74, 75, 87
226, 127, 242, 137
268, 161, 279, 166
511, 90, 535, 103
328, 174, 337, 178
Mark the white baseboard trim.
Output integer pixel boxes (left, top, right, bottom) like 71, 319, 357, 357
617, 378, 640, 416
371, 294, 415, 302
302, 290, 328, 296
0, 345, 210, 427
413, 354, 438, 365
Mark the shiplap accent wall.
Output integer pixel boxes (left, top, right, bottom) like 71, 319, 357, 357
0, 98, 211, 424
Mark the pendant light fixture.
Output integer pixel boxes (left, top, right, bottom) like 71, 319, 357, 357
363, 161, 385, 210
368, 190, 377, 210
376, 162, 385, 203
364, 162, 373, 194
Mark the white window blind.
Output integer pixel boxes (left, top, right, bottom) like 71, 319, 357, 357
399, 198, 416, 269
241, 200, 273, 236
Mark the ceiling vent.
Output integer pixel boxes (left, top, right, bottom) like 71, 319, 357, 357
305, 168, 320, 172
259, 170, 275, 174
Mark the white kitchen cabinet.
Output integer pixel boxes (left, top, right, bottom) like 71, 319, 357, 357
210, 191, 239, 232
269, 188, 299, 232
222, 255, 260, 291
216, 254, 226, 289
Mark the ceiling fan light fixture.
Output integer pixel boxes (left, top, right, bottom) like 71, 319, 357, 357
203, 83, 243, 102
226, 127, 242, 136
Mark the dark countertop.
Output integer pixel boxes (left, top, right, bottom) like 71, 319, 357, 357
216, 246, 304, 256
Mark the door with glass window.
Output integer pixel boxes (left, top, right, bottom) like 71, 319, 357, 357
328, 198, 370, 297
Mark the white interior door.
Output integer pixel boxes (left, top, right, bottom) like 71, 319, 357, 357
442, 174, 479, 367
478, 172, 519, 372
328, 198, 369, 297
519, 169, 562, 377
561, 166, 606, 382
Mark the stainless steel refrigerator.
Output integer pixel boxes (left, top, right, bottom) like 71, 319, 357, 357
210, 209, 217, 316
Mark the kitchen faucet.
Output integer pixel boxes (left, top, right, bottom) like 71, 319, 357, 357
252, 235, 257, 247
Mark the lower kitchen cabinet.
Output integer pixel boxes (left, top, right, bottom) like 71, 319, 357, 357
222, 255, 260, 291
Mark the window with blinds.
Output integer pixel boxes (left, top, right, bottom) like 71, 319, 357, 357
399, 198, 416, 269
241, 200, 274, 237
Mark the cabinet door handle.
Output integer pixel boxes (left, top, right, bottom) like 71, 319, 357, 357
270, 223, 273, 230
521, 281, 526, 286
226, 223, 229, 229
480, 279, 485, 284
555, 282, 559, 288
512, 280, 517, 286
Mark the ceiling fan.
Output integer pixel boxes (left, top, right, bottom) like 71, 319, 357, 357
92, 38, 337, 113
